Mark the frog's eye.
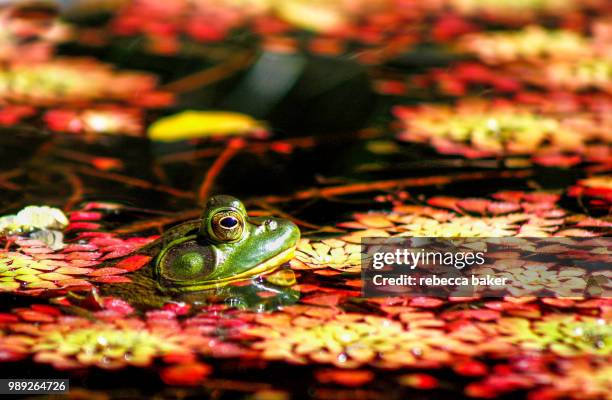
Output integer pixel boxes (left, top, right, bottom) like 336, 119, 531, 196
210, 209, 244, 242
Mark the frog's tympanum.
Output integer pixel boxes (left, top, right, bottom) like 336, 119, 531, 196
155, 195, 300, 292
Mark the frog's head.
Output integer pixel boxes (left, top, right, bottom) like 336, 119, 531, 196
156, 195, 300, 292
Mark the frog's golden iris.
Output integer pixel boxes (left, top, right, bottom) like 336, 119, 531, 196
209, 209, 244, 242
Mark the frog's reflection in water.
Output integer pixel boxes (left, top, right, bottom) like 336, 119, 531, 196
91, 265, 300, 313
180, 267, 300, 312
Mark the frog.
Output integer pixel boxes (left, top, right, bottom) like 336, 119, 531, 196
154, 194, 300, 292
94, 195, 300, 309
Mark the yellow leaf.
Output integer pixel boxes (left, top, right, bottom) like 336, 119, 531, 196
274, 0, 347, 33
148, 111, 263, 142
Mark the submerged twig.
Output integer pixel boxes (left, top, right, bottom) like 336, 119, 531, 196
253, 170, 534, 204
74, 166, 195, 199
113, 209, 201, 235
197, 138, 244, 204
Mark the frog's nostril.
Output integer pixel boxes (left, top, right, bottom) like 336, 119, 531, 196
266, 220, 278, 230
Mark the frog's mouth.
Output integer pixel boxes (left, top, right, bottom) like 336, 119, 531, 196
164, 245, 296, 292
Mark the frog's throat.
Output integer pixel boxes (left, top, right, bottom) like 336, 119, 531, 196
167, 245, 296, 292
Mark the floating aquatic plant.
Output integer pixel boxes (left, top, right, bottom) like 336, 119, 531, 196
500, 315, 611, 356
343, 192, 591, 237
0, 206, 68, 235
457, 26, 593, 64
0, 58, 170, 107
0, 105, 36, 126
247, 303, 610, 375
533, 57, 612, 93
106, 0, 417, 62
0, 303, 250, 379
0, 4, 71, 63
248, 309, 478, 369
0, 199, 607, 399
0, 2, 608, 399
467, 354, 611, 399
294, 191, 610, 273
45, 108, 144, 136
472, 263, 588, 297
292, 238, 361, 273
446, 0, 592, 22
0, 205, 156, 295
394, 101, 611, 160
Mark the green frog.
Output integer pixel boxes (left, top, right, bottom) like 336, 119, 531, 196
63, 195, 301, 313
154, 194, 300, 292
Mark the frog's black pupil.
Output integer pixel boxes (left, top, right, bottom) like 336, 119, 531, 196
220, 216, 238, 229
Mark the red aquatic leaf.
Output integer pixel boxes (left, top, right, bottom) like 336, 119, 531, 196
301, 294, 342, 307
160, 362, 212, 386
103, 297, 135, 314
313, 270, 341, 276
465, 383, 498, 398
442, 309, 500, 321
162, 302, 191, 315
527, 388, 564, 400
21, 247, 53, 254
532, 154, 582, 167
209, 341, 247, 358
31, 305, 61, 316
69, 211, 103, 221
375, 80, 408, 96
101, 246, 135, 260
60, 279, 93, 288
66, 222, 102, 231
16, 310, 55, 323
541, 298, 575, 308
270, 142, 294, 154
162, 353, 197, 365
555, 229, 598, 237
576, 218, 612, 227
457, 199, 492, 214
90, 237, 125, 247
127, 236, 158, 245
33, 253, 67, 261
54, 267, 94, 275
67, 260, 100, 268
0, 105, 35, 125
454, 360, 488, 376
65, 252, 102, 261
410, 297, 444, 308
432, 14, 477, 42
62, 244, 99, 252
0, 313, 19, 323
398, 373, 438, 389
76, 232, 113, 239
114, 255, 152, 272
492, 191, 525, 203
92, 157, 124, 171
427, 196, 461, 211
293, 284, 322, 293
315, 369, 374, 387
522, 193, 559, 204
88, 267, 129, 277
487, 202, 521, 215
91, 276, 132, 283
0, 349, 27, 362
146, 310, 176, 320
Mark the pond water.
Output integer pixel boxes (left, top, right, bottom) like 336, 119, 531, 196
0, 1, 610, 399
